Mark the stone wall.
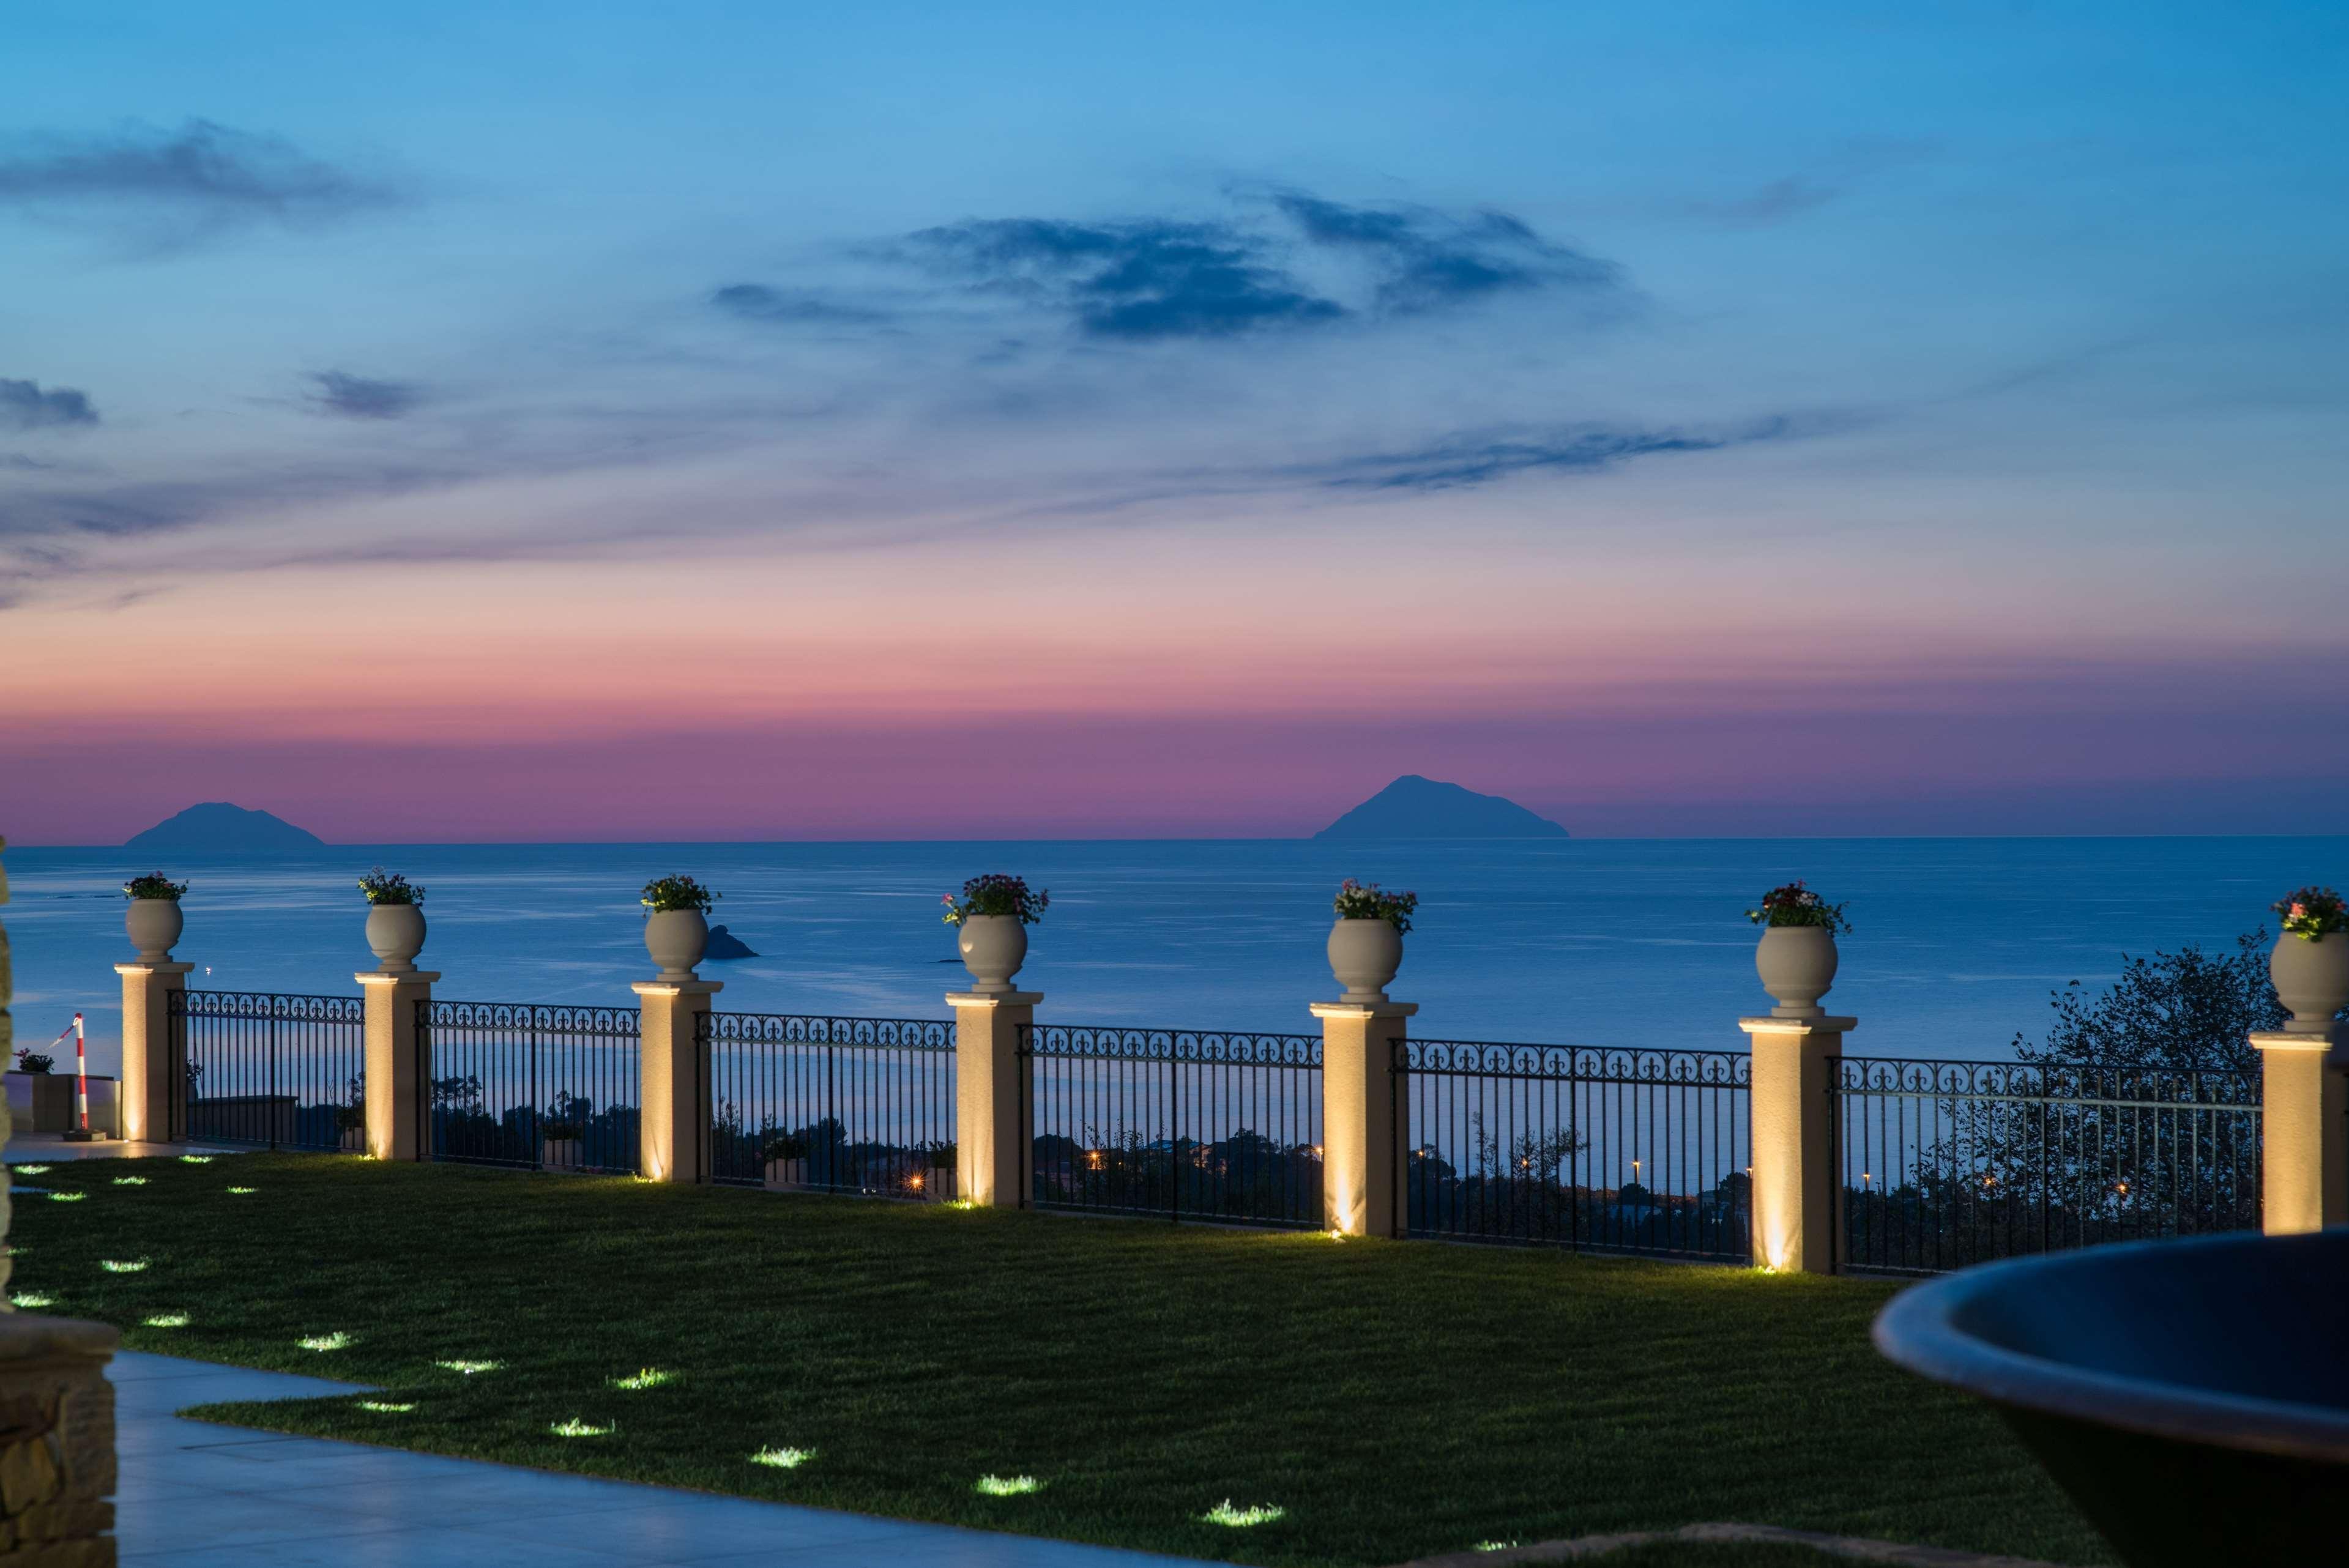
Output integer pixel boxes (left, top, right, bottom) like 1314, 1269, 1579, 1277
0, 1317, 116, 1568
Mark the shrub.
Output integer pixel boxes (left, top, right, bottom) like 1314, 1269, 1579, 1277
641, 874, 717, 914
942, 873, 1049, 926
121, 872, 187, 901
1333, 879, 1418, 933
13, 1051, 53, 1074
764, 1135, 809, 1162
357, 868, 424, 906
1745, 880, 1850, 936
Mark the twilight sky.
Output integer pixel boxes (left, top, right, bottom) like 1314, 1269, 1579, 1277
4, 2, 2346, 844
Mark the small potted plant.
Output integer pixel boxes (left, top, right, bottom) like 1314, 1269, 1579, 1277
358, 868, 427, 973
1746, 881, 1850, 1018
2270, 887, 2349, 1034
763, 1134, 810, 1191
642, 875, 718, 980
335, 1103, 367, 1153
122, 872, 187, 962
540, 1116, 585, 1171
1328, 879, 1416, 1003
7, 1049, 70, 1134
942, 874, 1048, 995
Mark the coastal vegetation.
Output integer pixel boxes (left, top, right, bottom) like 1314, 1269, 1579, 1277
12, 1154, 2112, 1567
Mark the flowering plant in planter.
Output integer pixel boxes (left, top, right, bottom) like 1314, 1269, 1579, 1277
121, 872, 187, 901
1745, 880, 1851, 937
357, 868, 425, 905
942, 874, 1049, 926
1333, 879, 1418, 934
2274, 887, 2347, 942
641, 875, 718, 914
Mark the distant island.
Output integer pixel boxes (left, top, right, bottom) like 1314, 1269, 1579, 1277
1314, 776, 1568, 839
125, 803, 327, 854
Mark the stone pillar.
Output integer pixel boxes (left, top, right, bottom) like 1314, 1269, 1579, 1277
1740, 1014, 1855, 1273
357, 971, 437, 1161
114, 962, 194, 1146
633, 981, 720, 1183
948, 991, 1038, 1207
1313, 1000, 1415, 1238
0, 1315, 118, 1561
2250, 1030, 2347, 1235
1, 836, 12, 1301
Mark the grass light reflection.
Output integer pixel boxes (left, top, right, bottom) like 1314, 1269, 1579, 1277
143, 1313, 190, 1328
48, 1193, 84, 1204
1202, 1501, 1286, 1528
99, 1258, 150, 1273
750, 1446, 813, 1468
549, 1419, 613, 1438
10, 1295, 53, 1310
112, 1177, 147, 1187
975, 1474, 1043, 1496
298, 1332, 351, 1352
359, 1400, 414, 1414
436, 1359, 501, 1375
612, 1368, 671, 1390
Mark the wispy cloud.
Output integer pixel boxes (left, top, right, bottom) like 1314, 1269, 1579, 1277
308, 371, 420, 420
1685, 176, 1841, 228
710, 284, 890, 326
0, 379, 97, 430
1290, 415, 1833, 492
1267, 192, 1618, 312
0, 119, 403, 248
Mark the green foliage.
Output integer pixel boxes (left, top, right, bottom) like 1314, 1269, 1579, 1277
357, 867, 424, 905
941, 873, 1048, 926
641, 874, 717, 914
1333, 878, 1418, 933
2274, 886, 2348, 942
2012, 930, 2282, 1074
121, 872, 187, 901
10, 1154, 2111, 1568
1744, 882, 1849, 936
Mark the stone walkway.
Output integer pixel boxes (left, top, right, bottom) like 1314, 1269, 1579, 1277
114, 1353, 1227, 1567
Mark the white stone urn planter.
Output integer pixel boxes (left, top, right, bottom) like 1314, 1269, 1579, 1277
125, 898, 183, 962
365, 904, 427, 973
1756, 926, 1839, 1018
764, 1157, 810, 1191
540, 1137, 583, 1172
644, 910, 709, 981
1328, 917, 1404, 1004
956, 914, 1028, 995
2271, 932, 2349, 1034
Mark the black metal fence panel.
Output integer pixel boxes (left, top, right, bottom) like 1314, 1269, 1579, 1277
1833, 1057, 2263, 1274
1402, 1041, 1754, 1260
702, 1013, 956, 1198
1022, 1025, 1324, 1228
417, 1001, 641, 1173
172, 990, 365, 1151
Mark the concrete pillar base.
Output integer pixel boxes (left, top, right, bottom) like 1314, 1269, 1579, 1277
114, 963, 194, 1146
2250, 1028, 2347, 1235
1740, 1014, 1855, 1273
948, 991, 1039, 1208
357, 972, 437, 1162
1313, 1000, 1416, 1238
633, 980, 721, 1183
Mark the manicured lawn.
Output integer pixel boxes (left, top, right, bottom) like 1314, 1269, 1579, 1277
9, 1155, 2110, 1568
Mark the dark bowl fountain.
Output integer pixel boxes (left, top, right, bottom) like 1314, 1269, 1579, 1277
1874, 1228, 2349, 1567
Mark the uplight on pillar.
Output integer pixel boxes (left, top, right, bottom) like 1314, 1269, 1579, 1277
1317, 879, 1420, 1238
1741, 880, 1855, 1274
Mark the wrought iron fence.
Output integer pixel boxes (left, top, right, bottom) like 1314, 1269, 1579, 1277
702, 1013, 956, 1198
416, 1001, 641, 1173
1401, 1040, 1754, 1260
1021, 1025, 1324, 1227
1832, 1056, 2263, 1274
171, 990, 365, 1151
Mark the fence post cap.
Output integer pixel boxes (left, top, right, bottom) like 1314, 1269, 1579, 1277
355, 970, 439, 987
1309, 1000, 1417, 1020
1738, 1014, 1856, 1036
631, 979, 723, 998
2250, 1028, 2347, 1055
945, 990, 1042, 1008
113, 961, 195, 977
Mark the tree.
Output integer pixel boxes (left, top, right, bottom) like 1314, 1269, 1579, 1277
2012, 929, 2282, 1074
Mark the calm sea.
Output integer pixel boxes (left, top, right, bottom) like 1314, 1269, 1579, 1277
4, 838, 2338, 1076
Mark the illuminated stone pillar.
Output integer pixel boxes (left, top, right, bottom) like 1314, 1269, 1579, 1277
949, 990, 1037, 1207
1740, 1014, 1854, 1273
357, 970, 437, 1161
2250, 1030, 2347, 1235
633, 979, 720, 1183
116, 961, 193, 1145
1314, 1000, 1415, 1237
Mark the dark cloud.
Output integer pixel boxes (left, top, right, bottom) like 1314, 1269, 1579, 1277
0, 119, 401, 245
709, 284, 890, 326
0, 378, 97, 431
1297, 417, 1814, 492
1270, 193, 1618, 313
901, 217, 1346, 340
308, 371, 419, 420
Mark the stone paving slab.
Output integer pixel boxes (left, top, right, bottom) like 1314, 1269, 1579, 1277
111, 1351, 1229, 1567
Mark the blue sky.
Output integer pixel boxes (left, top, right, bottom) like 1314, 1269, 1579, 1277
4, 2, 2346, 840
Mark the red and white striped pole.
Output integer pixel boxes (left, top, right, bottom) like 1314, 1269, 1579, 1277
62, 1013, 95, 1142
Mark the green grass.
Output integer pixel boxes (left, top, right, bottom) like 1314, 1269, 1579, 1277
8, 1155, 2112, 1567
